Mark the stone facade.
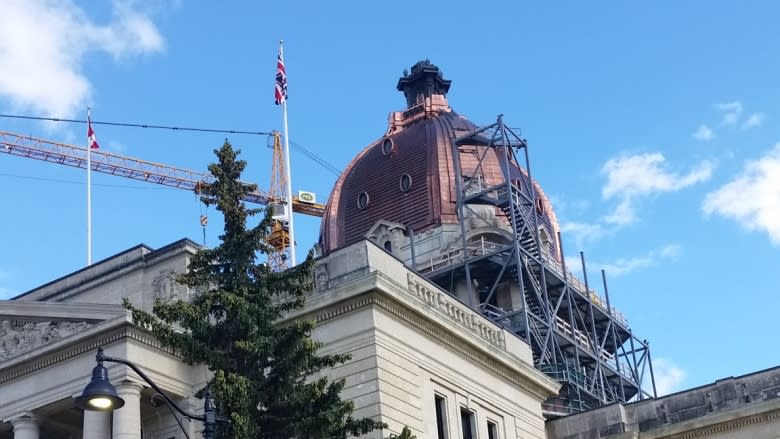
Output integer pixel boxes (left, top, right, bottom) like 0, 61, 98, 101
546, 366, 780, 439
3, 237, 779, 439
296, 240, 559, 438
0, 238, 559, 438
0, 239, 206, 439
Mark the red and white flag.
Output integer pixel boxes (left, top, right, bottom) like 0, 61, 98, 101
87, 114, 100, 149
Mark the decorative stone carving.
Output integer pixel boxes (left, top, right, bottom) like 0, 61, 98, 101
366, 220, 407, 255
315, 263, 329, 293
152, 271, 184, 303
465, 204, 499, 229
406, 273, 505, 349
0, 319, 93, 361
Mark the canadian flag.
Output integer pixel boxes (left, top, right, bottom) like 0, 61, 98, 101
87, 114, 100, 149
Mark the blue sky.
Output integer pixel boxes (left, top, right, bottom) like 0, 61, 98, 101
1, 1, 779, 396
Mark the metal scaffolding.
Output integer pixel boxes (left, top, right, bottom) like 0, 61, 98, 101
422, 116, 657, 416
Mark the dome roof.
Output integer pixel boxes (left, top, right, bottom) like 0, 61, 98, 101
320, 61, 560, 259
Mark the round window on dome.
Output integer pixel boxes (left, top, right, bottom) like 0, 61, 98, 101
400, 174, 412, 192
535, 198, 545, 215
357, 192, 369, 210
381, 138, 394, 155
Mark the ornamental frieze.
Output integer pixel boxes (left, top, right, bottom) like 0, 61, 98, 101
406, 273, 505, 349
0, 319, 93, 361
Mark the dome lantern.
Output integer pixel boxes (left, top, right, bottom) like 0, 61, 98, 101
396, 60, 452, 109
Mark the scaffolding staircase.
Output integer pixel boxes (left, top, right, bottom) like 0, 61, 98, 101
427, 115, 658, 417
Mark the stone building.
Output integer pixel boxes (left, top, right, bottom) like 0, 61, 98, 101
546, 366, 780, 438
0, 238, 559, 438
319, 60, 654, 414
2, 60, 779, 439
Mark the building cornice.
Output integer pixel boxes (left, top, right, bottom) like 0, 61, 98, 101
14, 238, 199, 302
0, 302, 126, 321
648, 399, 780, 439
298, 269, 559, 401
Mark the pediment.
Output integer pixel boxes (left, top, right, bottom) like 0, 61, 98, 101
0, 302, 128, 365
365, 219, 407, 240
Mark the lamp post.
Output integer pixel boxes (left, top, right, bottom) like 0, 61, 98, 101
76, 348, 217, 439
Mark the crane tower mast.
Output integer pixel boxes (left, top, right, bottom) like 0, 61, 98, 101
266, 131, 291, 270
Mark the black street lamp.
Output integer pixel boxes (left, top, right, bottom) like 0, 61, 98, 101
76, 348, 217, 439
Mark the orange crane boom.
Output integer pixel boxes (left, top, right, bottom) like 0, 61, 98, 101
0, 130, 326, 217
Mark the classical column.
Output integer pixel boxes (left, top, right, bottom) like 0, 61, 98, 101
112, 381, 144, 439
83, 410, 111, 439
10, 413, 39, 439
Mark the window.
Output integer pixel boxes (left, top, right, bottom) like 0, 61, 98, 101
460, 408, 476, 439
384, 240, 392, 252
535, 197, 545, 215
487, 420, 499, 439
538, 226, 551, 258
400, 174, 412, 192
382, 138, 394, 155
435, 395, 448, 439
357, 192, 369, 209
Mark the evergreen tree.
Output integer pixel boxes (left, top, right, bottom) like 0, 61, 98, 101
125, 141, 384, 438
387, 426, 417, 439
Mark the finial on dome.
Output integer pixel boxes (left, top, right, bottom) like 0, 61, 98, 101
396, 60, 452, 109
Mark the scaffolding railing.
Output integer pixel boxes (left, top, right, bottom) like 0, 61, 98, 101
414, 237, 629, 327
546, 257, 629, 327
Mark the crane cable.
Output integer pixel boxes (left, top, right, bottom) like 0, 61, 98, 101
0, 113, 272, 135
0, 113, 341, 176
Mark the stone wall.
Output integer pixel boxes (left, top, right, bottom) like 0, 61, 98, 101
546, 366, 780, 439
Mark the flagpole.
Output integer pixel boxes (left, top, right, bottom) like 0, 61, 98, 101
279, 40, 296, 266
86, 108, 93, 266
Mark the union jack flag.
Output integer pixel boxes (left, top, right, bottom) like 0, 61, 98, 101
274, 47, 287, 105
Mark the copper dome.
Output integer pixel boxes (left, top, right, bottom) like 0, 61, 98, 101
320, 61, 561, 261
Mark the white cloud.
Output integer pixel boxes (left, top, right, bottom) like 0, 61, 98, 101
596, 243, 682, 277
650, 357, 687, 396
715, 101, 743, 126
602, 153, 714, 199
107, 139, 127, 153
565, 244, 681, 281
659, 243, 682, 259
603, 198, 635, 226
713, 101, 764, 130
601, 153, 714, 225
741, 112, 765, 130
560, 221, 605, 249
550, 195, 590, 217
0, 0, 165, 118
702, 143, 780, 245
692, 124, 715, 142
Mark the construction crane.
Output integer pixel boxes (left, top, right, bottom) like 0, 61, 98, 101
1, 130, 326, 268
266, 131, 291, 270
0, 130, 326, 217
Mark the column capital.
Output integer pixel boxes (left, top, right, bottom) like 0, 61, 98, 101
7, 412, 39, 438
3, 411, 36, 425
114, 380, 145, 394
